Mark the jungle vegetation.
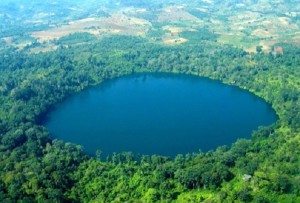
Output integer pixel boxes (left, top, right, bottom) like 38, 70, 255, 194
0, 0, 300, 202
0, 34, 299, 202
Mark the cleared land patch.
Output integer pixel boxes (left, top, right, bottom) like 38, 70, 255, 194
31, 14, 151, 42
158, 6, 200, 22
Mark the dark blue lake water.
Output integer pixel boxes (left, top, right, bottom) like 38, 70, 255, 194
44, 73, 277, 157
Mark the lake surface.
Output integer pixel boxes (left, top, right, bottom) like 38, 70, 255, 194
44, 73, 277, 157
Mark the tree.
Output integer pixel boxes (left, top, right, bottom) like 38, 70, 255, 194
256, 46, 263, 54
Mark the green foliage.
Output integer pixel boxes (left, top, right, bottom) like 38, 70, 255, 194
0, 35, 299, 202
180, 28, 218, 42
54, 32, 97, 45
146, 28, 168, 39
188, 9, 210, 19
256, 45, 263, 53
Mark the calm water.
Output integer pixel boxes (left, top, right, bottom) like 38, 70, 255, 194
44, 73, 277, 157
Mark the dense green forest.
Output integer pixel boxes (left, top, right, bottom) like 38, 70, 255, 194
0, 33, 299, 202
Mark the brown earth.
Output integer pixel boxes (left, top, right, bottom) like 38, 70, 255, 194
31, 14, 151, 42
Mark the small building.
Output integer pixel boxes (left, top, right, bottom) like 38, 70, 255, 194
272, 46, 284, 58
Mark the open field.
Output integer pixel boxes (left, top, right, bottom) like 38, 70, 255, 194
32, 14, 151, 42
158, 6, 200, 22
0, 0, 297, 52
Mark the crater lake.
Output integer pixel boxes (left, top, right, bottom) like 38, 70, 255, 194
43, 73, 277, 157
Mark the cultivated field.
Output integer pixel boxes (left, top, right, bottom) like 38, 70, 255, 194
1, 0, 297, 52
